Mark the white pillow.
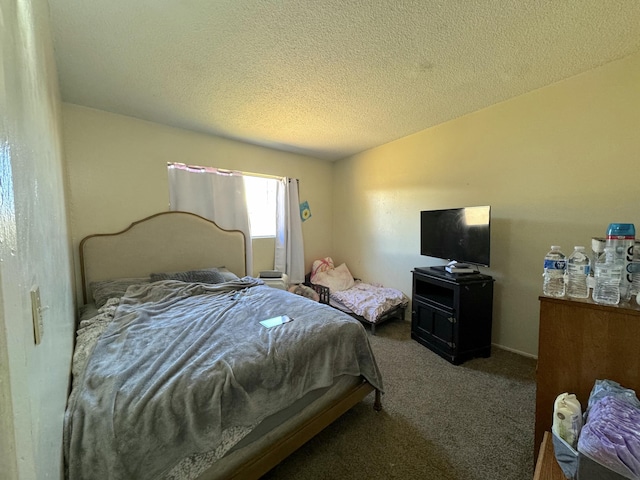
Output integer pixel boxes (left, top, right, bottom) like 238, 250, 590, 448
313, 263, 355, 292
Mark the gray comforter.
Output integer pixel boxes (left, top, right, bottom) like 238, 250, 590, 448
64, 278, 383, 480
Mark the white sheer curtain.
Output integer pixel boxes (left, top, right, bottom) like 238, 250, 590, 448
167, 163, 252, 275
275, 178, 305, 284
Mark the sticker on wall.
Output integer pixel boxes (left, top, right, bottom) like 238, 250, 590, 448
299, 201, 312, 222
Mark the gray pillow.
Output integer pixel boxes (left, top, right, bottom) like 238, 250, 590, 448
214, 266, 240, 282
150, 268, 226, 285
91, 277, 150, 308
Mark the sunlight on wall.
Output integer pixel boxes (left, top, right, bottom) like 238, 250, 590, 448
334, 51, 640, 356
0, 142, 17, 251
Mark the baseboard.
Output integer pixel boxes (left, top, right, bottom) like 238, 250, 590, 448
491, 343, 537, 360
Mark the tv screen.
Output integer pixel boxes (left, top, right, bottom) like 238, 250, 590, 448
420, 206, 491, 267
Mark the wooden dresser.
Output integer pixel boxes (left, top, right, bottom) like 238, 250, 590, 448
533, 432, 565, 480
535, 296, 640, 460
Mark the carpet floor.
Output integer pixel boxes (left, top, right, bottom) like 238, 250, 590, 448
262, 319, 536, 480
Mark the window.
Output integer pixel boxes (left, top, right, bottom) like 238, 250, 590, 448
243, 175, 279, 238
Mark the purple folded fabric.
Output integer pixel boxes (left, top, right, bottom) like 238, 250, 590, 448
578, 394, 640, 479
587, 380, 640, 411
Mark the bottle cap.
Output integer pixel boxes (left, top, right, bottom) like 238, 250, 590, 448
574, 246, 585, 250
607, 223, 635, 238
592, 237, 606, 252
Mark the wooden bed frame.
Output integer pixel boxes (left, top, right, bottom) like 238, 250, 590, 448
225, 380, 377, 479
78, 211, 381, 479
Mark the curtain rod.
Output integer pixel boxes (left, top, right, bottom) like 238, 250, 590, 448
167, 162, 286, 181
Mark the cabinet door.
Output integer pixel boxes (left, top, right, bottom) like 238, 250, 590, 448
535, 297, 640, 458
412, 298, 455, 351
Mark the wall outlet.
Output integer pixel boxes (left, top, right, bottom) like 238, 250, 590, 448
30, 287, 43, 345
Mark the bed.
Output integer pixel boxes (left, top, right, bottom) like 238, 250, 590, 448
306, 257, 409, 335
65, 211, 383, 480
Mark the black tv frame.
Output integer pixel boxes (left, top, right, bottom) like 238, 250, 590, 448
419, 205, 491, 269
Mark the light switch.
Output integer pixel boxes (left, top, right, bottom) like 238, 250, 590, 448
30, 287, 43, 345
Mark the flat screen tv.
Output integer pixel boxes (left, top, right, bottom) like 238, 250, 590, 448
420, 206, 491, 267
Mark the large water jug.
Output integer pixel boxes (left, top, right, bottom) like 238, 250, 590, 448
606, 223, 635, 302
631, 240, 640, 297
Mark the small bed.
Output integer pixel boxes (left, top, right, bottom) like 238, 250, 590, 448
65, 211, 383, 480
306, 257, 409, 335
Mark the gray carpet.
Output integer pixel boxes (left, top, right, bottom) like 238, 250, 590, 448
262, 319, 536, 480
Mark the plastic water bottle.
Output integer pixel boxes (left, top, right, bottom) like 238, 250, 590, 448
593, 246, 622, 305
566, 246, 590, 299
543, 246, 566, 297
606, 223, 635, 302
587, 237, 606, 294
590, 237, 606, 274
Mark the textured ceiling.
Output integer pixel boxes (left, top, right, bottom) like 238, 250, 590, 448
49, 1, 640, 161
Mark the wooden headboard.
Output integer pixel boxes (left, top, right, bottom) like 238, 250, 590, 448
79, 211, 247, 304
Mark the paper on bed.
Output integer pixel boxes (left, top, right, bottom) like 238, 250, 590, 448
64, 278, 382, 480
260, 314, 293, 328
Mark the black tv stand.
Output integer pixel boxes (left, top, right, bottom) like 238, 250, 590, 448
411, 268, 494, 365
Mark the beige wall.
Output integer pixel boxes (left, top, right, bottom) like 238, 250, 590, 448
333, 51, 640, 357
62, 104, 334, 300
0, 0, 76, 478
61, 50, 639, 358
